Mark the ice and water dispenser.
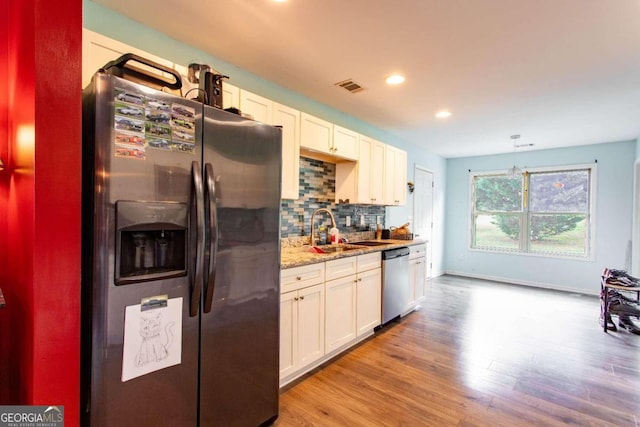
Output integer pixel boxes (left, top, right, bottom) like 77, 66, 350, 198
115, 201, 188, 285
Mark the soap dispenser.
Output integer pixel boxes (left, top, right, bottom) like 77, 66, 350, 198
330, 227, 340, 244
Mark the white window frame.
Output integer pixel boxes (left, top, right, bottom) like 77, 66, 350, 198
469, 163, 597, 260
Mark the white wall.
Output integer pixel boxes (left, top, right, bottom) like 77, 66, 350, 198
445, 140, 635, 295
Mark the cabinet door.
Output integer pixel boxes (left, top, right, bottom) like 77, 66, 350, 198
384, 145, 407, 205
279, 291, 297, 379
82, 29, 176, 89
297, 283, 325, 369
383, 145, 396, 205
356, 268, 381, 336
333, 125, 358, 161
222, 82, 240, 110
414, 256, 427, 303
394, 148, 408, 205
335, 136, 385, 204
370, 139, 386, 204
239, 90, 272, 124
325, 276, 357, 353
407, 257, 426, 312
300, 112, 333, 155
356, 136, 373, 203
273, 103, 300, 200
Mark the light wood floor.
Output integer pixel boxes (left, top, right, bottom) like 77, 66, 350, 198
275, 275, 640, 426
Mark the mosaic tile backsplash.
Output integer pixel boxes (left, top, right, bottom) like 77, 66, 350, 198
280, 156, 385, 238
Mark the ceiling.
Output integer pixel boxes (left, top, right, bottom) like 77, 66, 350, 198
93, 0, 640, 158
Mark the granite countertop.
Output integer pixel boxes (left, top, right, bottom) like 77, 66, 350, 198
281, 239, 427, 269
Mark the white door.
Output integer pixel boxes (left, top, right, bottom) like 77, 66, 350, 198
413, 166, 434, 278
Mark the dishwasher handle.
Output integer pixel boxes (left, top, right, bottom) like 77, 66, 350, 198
382, 247, 410, 260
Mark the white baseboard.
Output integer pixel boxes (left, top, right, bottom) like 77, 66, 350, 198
443, 270, 599, 296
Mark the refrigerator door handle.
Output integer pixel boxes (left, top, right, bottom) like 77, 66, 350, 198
203, 163, 218, 314
190, 161, 205, 317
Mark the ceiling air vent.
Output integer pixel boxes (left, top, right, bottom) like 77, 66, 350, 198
335, 79, 365, 94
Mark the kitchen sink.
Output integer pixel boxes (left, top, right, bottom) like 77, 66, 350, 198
350, 240, 395, 247
308, 244, 363, 254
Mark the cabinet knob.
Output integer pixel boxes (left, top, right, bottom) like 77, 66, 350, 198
299, 295, 305, 300
296, 276, 302, 281
294, 297, 299, 301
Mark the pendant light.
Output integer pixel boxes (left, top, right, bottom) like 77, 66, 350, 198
506, 134, 522, 178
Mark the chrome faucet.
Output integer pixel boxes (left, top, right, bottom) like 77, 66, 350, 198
310, 208, 337, 246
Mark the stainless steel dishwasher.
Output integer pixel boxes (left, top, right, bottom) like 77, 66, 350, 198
381, 246, 410, 324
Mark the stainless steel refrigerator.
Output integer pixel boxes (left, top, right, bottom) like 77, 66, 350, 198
81, 68, 282, 426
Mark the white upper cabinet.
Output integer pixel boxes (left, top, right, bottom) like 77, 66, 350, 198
335, 134, 385, 205
273, 103, 301, 200
300, 112, 333, 155
82, 29, 178, 89
238, 92, 300, 200
332, 125, 358, 161
359, 135, 385, 204
300, 113, 358, 161
222, 82, 240, 110
239, 90, 273, 124
384, 145, 407, 206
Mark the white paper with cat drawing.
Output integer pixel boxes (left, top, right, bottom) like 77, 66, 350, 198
121, 297, 183, 382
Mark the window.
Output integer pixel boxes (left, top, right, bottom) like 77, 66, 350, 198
471, 165, 594, 258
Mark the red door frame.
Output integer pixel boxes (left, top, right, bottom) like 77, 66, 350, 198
1, 1, 81, 425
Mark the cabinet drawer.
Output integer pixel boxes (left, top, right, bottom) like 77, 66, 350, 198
325, 257, 358, 281
409, 243, 426, 259
281, 263, 325, 293
357, 252, 381, 272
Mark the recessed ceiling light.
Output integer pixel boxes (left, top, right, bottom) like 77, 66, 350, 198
385, 74, 405, 85
435, 110, 451, 118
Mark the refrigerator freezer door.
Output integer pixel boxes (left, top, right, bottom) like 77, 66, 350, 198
82, 73, 202, 427
199, 107, 282, 427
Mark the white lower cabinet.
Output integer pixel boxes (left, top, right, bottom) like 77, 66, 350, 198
356, 267, 382, 336
280, 252, 382, 386
279, 283, 325, 380
325, 275, 357, 353
407, 244, 427, 313
296, 284, 325, 367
